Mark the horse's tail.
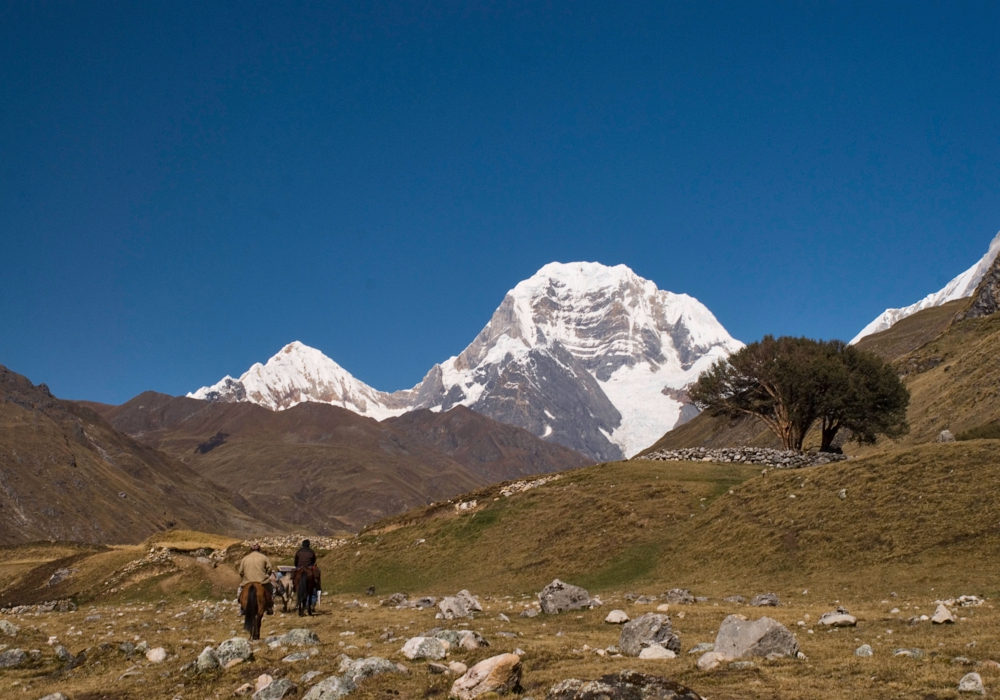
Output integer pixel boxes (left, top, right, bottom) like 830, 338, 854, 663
244, 585, 258, 633
297, 570, 312, 608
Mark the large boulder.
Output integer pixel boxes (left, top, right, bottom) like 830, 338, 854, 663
664, 589, 695, 605
749, 593, 779, 607
713, 615, 798, 659
197, 646, 221, 672
303, 675, 357, 700
217, 638, 254, 666
439, 591, 483, 620
605, 610, 629, 624
959, 672, 986, 695
538, 580, 591, 614
546, 671, 703, 700
401, 637, 448, 661
450, 653, 522, 700
932, 604, 956, 624
619, 613, 681, 657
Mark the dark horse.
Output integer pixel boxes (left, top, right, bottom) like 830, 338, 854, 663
240, 582, 267, 640
293, 566, 320, 617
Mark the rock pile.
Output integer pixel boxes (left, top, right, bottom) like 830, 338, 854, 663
241, 536, 346, 553
638, 447, 848, 468
500, 475, 562, 498
0, 600, 76, 615
547, 671, 703, 700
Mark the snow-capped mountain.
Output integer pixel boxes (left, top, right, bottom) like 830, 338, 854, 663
189, 262, 742, 459
851, 231, 1000, 344
189, 342, 410, 420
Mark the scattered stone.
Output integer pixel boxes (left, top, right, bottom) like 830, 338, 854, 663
958, 672, 986, 695
37, 694, 69, 700
197, 646, 220, 672
722, 596, 745, 604
449, 661, 468, 675
235, 683, 254, 696
0, 648, 25, 668
47, 568, 77, 587
749, 593, 779, 607
937, 430, 956, 443
818, 611, 857, 627
953, 657, 976, 666
638, 644, 676, 659
855, 644, 873, 658
634, 596, 657, 605
714, 615, 798, 659
54, 644, 75, 665
728, 661, 757, 670
520, 608, 540, 618
697, 651, 729, 671
639, 446, 847, 468
338, 655, 400, 683
404, 597, 438, 610
933, 604, 956, 624
538, 580, 591, 614
838, 489, 847, 500
605, 610, 629, 624
688, 643, 714, 655
256, 675, 275, 692
284, 629, 321, 646
893, 648, 924, 659
0, 620, 17, 636
664, 589, 694, 605
283, 652, 310, 662
253, 678, 297, 700
217, 638, 254, 666
381, 593, 408, 607
450, 653, 522, 700
303, 675, 357, 700
401, 637, 448, 661
546, 671, 702, 700
300, 671, 323, 683
498, 613, 511, 623
429, 662, 450, 674
439, 591, 484, 620
619, 613, 680, 656
146, 647, 167, 663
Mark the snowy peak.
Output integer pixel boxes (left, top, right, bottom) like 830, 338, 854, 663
852, 231, 1000, 344
189, 341, 407, 420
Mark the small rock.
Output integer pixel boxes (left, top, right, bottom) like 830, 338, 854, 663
954, 657, 976, 666
933, 604, 956, 624
637, 644, 676, 660
429, 662, 449, 674
283, 629, 321, 646
0, 620, 17, 637
722, 596, 745, 604
449, 661, 468, 675
958, 672, 985, 695
197, 646, 220, 672
300, 671, 323, 683
545, 671, 702, 700
749, 593, 779, 607
438, 591, 484, 620
497, 613, 510, 623
688, 643, 714, 655
303, 675, 357, 700
283, 652, 310, 662
254, 679, 297, 700
54, 645, 75, 665
256, 674, 275, 692
818, 612, 857, 627
664, 589, 694, 605
146, 647, 167, 663
729, 660, 757, 670
450, 653, 522, 700
401, 637, 447, 661
338, 655, 400, 683
235, 684, 254, 696
604, 610, 629, 624
855, 644, 873, 657
937, 430, 956, 443
0, 648, 26, 668
538, 580, 591, 615
697, 651, 730, 671
519, 608, 539, 619
37, 694, 69, 700
893, 648, 924, 659
381, 593, 408, 607
714, 615, 798, 658
217, 637, 254, 665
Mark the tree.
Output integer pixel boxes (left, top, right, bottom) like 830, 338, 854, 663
689, 336, 909, 451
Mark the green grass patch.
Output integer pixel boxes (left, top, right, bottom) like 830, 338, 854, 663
572, 541, 662, 591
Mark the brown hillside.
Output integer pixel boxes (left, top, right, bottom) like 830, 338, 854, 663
95, 394, 589, 533
0, 365, 275, 545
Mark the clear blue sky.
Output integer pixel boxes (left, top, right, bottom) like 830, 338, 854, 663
3, 2, 999, 403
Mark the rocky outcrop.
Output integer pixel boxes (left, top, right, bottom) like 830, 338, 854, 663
713, 615, 798, 659
401, 637, 448, 661
619, 613, 681, 656
546, 671, 703, 700
957, 252, 1000, 321
438, 591, 483, 620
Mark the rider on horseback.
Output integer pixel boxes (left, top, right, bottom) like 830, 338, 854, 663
238, 542, 275, 616
295, 539, 320, 607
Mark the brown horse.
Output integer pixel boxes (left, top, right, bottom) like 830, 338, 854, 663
293, 566, 320, 617
240, 582, 267, 640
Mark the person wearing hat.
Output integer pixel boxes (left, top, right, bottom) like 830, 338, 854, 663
238, 542, 274, 615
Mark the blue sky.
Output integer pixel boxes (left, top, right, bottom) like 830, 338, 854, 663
3, 1, 999, 403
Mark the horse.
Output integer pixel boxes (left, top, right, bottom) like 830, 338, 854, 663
271, 574, 293, 613
293, 566, 320, 617
240, 581, 267, 640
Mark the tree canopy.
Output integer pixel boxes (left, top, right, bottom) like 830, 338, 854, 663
689, 336, 909, 451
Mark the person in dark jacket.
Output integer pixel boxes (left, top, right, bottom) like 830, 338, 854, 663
294, 539, 317, 569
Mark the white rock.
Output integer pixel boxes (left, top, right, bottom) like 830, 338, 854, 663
958, 672, 985, 694
401, 637, 447, 661
697, 651, 731, 671
855, 644, 873, 657
933, 604, 956, 624
818, 612, 857, 627
604, 610, 629, 624
637, 644, 676, 659
145, 647, 167, 663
